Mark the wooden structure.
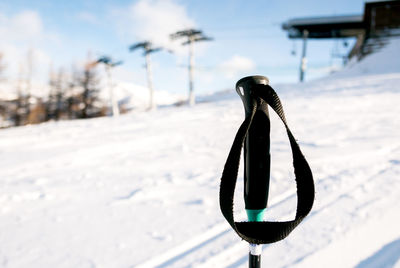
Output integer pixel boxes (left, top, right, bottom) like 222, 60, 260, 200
282, 0, 400, 81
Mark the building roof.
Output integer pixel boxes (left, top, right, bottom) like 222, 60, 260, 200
282, 14, 365, 39
282, 0, 400, 39
283, 15, 363, 28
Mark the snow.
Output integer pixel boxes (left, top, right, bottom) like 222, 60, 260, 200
329, 37, 400, 78
1, 38, 400, 268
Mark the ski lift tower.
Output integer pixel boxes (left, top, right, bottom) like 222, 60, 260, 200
97, 56, 123, 116
282, 14, 364, 82
129, 41, 162, 110
282, 0, 400, 82
170, 29, 213, 106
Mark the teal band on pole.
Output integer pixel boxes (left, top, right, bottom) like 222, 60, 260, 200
247, 209, 264, 268
246, 209, 266, 222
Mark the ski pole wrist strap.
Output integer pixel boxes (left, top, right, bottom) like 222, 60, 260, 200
219, 83, 315, 244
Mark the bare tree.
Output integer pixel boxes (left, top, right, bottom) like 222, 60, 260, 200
66, 66, 80, 119
0, 52, 8, 126
46, 62, 102, 121
25, 49, 34, 119
13, 64, 25, 126
0, 53, 6, 81
45, 65, 56, 121
54, 68, 66, 120
80, 58, 101, 119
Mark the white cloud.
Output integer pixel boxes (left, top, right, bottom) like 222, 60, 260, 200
113, 0, 195, 54
0, 10, 53, 91
0, 10, 43, 41
219, 55, 256, 79
111, 65, 142, 84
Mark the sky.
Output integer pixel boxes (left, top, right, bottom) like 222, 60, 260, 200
0, 0, 366, 97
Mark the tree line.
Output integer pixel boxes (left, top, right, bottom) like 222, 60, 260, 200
0, 28, 213, 128
0, 52, 112, 128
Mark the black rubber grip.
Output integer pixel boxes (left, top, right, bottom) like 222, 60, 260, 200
236, 76, 271, 210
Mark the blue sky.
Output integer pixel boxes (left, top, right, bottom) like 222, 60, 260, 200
0, 0, 366, 95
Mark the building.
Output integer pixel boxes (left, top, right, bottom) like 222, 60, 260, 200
282, 0, 400, 81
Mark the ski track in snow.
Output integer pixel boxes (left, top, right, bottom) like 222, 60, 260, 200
355, 237, 400, 268
135, 189, 296, 268
1, 49, 400, 267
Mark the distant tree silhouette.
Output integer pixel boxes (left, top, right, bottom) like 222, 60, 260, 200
54, 69, 66, 120
13, 64, 25, 126
0, 52, 109, 128
66, 67, 80, 119
24, 50, 34, 121
79, 59, 101, 118
0, 53, 5, 81
46, 67, 68, 121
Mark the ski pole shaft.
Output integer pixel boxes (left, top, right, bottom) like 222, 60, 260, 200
249, 253, 261, 268
249, 243, 262, 268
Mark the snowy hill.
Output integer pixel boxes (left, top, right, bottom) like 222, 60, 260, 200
330, 37, 400, 78
1, 38, 400, 268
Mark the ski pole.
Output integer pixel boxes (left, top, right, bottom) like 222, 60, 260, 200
219, 76, 315, 268
236, 76, 271, 268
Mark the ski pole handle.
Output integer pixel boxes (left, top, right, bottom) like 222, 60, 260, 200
236, 76, 271, 221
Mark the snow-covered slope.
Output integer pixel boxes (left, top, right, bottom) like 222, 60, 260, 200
1, 38, 400, 268
329, 37, 400, 78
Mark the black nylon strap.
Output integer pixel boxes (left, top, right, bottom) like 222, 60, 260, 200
219, 84, 315, 244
